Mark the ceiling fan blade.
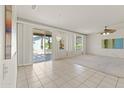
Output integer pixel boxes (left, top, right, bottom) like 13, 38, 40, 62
110, 29, 116, 33
104, 29, 116, 32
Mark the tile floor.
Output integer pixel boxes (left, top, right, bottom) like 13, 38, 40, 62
17, 57, 124, 88
33, 54, 52, 63
70, 55, 124, 77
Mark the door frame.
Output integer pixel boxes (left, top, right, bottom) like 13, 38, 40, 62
32, 28, 53, 63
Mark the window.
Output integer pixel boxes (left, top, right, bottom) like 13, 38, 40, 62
56, 36, 64, 50
76, 35, 82, 50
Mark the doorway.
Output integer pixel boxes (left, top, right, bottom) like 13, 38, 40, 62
32, 29, 52, 63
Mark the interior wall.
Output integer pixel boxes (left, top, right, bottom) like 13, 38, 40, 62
0, 5, 17, 88
17, 20, 85, 66
87, 28, 124, 58
0, 5, 5, 87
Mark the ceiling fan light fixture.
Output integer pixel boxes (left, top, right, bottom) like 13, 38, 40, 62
106, 32, 110, 35
101, 32, 106, 35
101, 32, 110, 35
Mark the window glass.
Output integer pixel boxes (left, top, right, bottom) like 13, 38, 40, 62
76, 36, 82, 50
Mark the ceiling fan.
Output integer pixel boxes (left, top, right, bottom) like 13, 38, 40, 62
100, 26, 116, 35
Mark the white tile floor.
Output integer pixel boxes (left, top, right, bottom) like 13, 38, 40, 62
17, 56, 124, 88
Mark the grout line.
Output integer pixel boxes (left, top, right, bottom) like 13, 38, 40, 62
96, 76, 106, 88
74, 63, 124, 79
37, 63, 61, 88
24, 66, 29, 88
79, 83, 89, 88
17, 58, 124, 88
115, 77, 119, 88
61, 55, 124, 79
37, 61, 82, 87
78, 72, 96, 88
33, 65, 45, 88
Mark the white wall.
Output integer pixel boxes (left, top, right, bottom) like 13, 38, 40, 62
0, 5, 5, 87
0, 5, 17, 88
17, 20, 85, 66
87, 28, 124, 58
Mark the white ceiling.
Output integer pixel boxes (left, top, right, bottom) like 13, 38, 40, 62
16, 5, 124, 34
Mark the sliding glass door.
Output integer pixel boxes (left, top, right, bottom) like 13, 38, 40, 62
33, 32, 52, 63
